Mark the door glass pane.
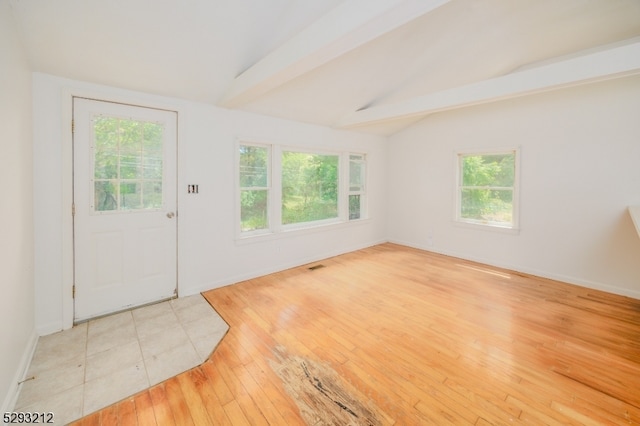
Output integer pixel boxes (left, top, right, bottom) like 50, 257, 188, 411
119, 153, 142, 179
92, 115, 164, 212
143, 181, 163, 209
143, 153, 163, 179
119, 121, 143, 153
120, 182, 142, 210
143, 122, 163, 151
94, 181, 117, 212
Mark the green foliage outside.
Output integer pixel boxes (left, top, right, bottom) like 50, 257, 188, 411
282, 151, 338, 225
239, 145, 269, 231
93, 116, 163, 211
461, 153, 515, 224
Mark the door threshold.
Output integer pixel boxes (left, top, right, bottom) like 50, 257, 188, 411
73, 295, 177, 326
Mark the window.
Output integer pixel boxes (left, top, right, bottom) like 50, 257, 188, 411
457, 150, 518, 229
238, 143, 368, 236
92, 116, 164, 212
349, 154, 366, 220
281, 150, 339, 225
239, 144, 270, 233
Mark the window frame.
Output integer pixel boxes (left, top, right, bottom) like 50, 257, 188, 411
237, 142, 272, 237
236, 140, 368, 240
455, 148, 520, 231
280, 146, 342, 231
348, 153, 367, 221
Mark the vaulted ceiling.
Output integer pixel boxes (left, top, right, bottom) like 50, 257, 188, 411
9, 0, 640, 135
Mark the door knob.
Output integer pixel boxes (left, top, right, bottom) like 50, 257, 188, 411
166, 212, 175, 219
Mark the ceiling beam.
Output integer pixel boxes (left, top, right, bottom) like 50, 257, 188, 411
339, 39, 640, 128
218, 0, 450, 108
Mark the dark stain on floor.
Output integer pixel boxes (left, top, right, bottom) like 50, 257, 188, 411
270, 346, 382, 426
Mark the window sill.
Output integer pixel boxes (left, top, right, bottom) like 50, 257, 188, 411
235, 217, 372, 245
453, 220, 520, 235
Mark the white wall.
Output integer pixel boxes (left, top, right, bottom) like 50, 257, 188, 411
388, 75, 640, 299
32, 73, 388, 333
0, 1, 37, 412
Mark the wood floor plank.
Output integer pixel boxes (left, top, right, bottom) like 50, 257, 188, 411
98, 404, 118, 425
200, 359, 235, 407
73, 411, 100, 426
133, 391, 157, 426
187, 366, 233, 426
163, 377, 194, 426
176, 369, 214, 426
148, 384, 175, 426
117, 397, 137, 425
72, 243, 640, 425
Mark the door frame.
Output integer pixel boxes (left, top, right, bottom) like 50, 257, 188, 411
60, 88, 183, 329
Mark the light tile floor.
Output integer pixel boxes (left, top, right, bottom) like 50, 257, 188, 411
14, 294, 228, 425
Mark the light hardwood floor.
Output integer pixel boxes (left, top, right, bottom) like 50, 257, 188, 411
71, 243, 640, 425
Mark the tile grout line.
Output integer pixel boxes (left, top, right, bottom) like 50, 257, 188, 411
80, 320, 89, 417
171, 300, 203, 364
131, 309, 153, 392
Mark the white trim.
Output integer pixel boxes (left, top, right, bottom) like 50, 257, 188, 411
454, 147, 520, 231
236, 217, 372, 246
1, 330, 38, 412
60, 87, 184, 329
189, 238, 386, 294
237, 142, 357, 240
389, 239, 640, 301
236, 140, 273, 238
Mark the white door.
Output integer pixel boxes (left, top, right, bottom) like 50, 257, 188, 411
73, 98, 178, 322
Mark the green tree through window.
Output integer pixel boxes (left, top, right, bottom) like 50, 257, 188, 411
239, 145, 270, 232
459, 151, 516, 227
281, 151, 338, 225
93, 116, 163, 212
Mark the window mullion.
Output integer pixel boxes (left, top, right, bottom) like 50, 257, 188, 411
272, 144, 282, 232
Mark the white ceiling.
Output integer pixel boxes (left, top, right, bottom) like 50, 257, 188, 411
9, 0, 640, 135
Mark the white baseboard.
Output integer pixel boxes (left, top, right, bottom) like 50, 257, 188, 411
182, 239, 388, 296
1, 329, 39, 413
388, 239, 640, 301
36, 320, 63, 337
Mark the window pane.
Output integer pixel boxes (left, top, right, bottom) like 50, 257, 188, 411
94, 117, 119, 152
94, 150, 118, 179
94, 117, 119, 179
282, 151, 338, 225
94, 181, 117, 211
349, 159, 364, 191
240, 145, 268, 188
143, 181, 163, 209
120, 153, 142, 179
119, 120, 143, 153
143, 153, 163, 179
120, 182, 142, 210
462, 154, 514, 187
349, 194, 361, 220
241, 189, 269, 231
143, 122, 163, 152
92, 115, 164, 213
461, 189, 513, 224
